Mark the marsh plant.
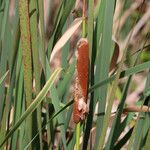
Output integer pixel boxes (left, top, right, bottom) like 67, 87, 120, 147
0, 0, 150, 149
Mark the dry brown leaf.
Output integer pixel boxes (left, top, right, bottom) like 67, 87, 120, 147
50, 18, 82, 62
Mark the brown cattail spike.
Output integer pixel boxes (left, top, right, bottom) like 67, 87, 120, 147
73, 38, 89, 124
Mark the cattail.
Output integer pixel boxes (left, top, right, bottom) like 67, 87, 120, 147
73, 38, 89, 124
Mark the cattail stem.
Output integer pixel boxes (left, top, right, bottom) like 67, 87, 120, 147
76, 122, 81, 150
75, 0, 87, 150
82, 0, 86, 38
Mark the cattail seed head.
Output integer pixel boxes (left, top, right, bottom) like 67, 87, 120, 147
73, 38, 89, 124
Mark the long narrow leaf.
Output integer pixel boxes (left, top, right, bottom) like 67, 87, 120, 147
0, 68, 62, 148
0, 70, 9, 85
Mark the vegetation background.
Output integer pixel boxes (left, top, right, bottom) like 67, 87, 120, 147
0, 0, 150, 149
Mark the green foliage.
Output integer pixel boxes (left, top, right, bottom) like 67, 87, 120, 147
0, 0, 149, 149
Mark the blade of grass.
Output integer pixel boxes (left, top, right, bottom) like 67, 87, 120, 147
89, 60, 150, 93
45, 59, 67, 149
105, 75, 132, 149
0, 70, 9, 85
0, 1, 19, 148
137, 110, 150, 148
0, 0, 5, 57
131, 35, 150, 150
127, 100, 146, 150
94, 0, 115, 148
0, 68, 62, 148
105, 42, 143, 149
0, 0, 4, 38
127, 72, 150, 150
37, 0, 46, 72
29, 1, 42, 148
0, 1, 13, 148
24, 100, 73, 150
0, 101, 7, 150
6, 61, 18, 149
143, 127, 150, 150
19, 96, 26, 149
0, 0, 9, 40
97, 35, 131, 150
45, 101, 54, 147
2, 79, 15, 149
96, 0, 145, 147
0, 0, 10, 121
7, 0, 20, 144
57, 59, 76, 100
56, 59, 76, 144
114, 127, 134, 150
132, 113, 146, 149
8, 0, 20, 75
49, 83, 67, 149
11, 50, 24, 149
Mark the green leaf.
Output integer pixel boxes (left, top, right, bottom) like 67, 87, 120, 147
30, 0, 42, 148
0, 68, 62, 148
0, 70, 8, 85
89, 60, 150, 93
114, 127, 134, 150
24, 100, 73, 150
45, 58, 67, 149
94, 0, 115, 148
